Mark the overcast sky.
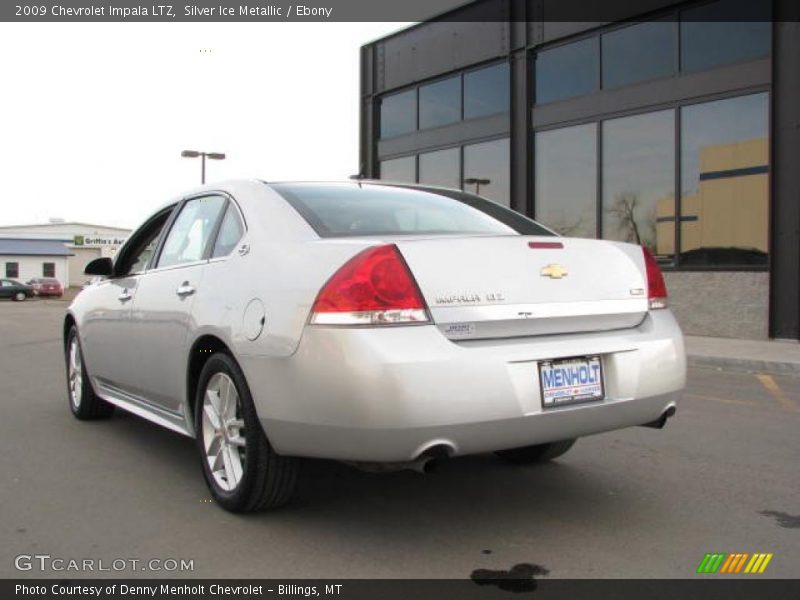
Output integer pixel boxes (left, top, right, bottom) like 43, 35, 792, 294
0, 22, 411, 230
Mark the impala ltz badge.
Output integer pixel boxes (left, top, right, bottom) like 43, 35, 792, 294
540, 263, 568, 279
434, 292, 505, 305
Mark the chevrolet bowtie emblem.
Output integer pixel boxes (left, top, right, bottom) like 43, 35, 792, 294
540, 263, 568, 279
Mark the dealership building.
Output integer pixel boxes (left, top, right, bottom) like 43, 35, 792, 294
0, 221, 130, 288
359, 0, 799, 341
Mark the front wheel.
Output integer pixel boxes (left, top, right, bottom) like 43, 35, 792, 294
65, 327, 115, 419
195, 353, 298, 512
495, 439, 577, 464
14, 291, 26, 301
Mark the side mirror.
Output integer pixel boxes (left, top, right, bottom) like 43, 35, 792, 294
84, 257, 113, 276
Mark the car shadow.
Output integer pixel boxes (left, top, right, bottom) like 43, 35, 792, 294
101, 408, 635, 551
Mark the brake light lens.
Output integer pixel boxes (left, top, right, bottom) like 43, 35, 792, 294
310, 244, 430, 326
642, 246, 668, 309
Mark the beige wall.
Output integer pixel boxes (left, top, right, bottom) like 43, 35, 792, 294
68, 247, 102, 287
656, 138, 768, 256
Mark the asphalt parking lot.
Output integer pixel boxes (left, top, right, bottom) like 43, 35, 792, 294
0, 298, 798, 579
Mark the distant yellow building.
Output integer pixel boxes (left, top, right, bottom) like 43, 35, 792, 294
656, 137, 768, 257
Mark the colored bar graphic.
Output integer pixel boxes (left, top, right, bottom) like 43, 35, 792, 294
758, 554, 773, 573
719, 554, 736, 573
702, 552, 775, 575
697, 553, 727, 574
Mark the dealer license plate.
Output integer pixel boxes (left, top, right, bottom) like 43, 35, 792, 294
539, 356, 604, 408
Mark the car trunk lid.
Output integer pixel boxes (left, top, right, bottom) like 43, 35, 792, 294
394, 235, 649, 339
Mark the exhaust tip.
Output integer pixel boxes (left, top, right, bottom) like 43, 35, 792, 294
641, 405, 677, 429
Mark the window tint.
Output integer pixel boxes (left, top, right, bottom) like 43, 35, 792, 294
380, 90, 416, 138
211, 204, 245, 258
419, 76, 461, 129
43, 262, 56, 277
463, 138, 511, 207
464, 63, 509, 119
681, 1, 771, 73
272, 183, 552, 238
535, 38, 598, 104
380, 156, 416, 183
5, 262, 19, 278
602, 110, 675, 260
535, 123, 597, 239
158, 196, 226, 268
118, 210, 172, 276
602, 20, 675, 89
679, 93, 769, 266
418, 148, 460, 189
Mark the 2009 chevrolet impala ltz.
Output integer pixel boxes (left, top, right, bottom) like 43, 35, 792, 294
65, 180, 685, 512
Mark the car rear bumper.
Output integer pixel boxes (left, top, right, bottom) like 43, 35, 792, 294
242, 310, 685, 462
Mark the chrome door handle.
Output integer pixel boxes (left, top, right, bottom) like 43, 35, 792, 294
176, 282, 196, 297
117, 289, 132, 302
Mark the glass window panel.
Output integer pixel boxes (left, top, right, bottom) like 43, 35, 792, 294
380, 89, 416, 138
681, 0, 770, 73
535, 123, 598, 238
602, 20, 675, 89
418, 147, 460, 189
158, 196, 226, 268
463, 138, 510, 207
380, 156, 416, 183
464, 63, 510, 119
535, 38, 598, 104
680, 93, 769, 267
602, 110, 675, 260
211, 204, 244, 258
419, 76, 461, 129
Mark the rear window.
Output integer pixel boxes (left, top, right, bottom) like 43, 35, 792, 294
271, 182, 553, 238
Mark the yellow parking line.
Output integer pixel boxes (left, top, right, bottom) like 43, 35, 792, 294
684, 393, 756, 406
756, 374, 799, 413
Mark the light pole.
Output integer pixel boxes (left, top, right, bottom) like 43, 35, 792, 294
463, 177, 491, 196
181, 150, 226, 184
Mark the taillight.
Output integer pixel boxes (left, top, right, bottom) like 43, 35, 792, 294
310, 244, 430, 326
642, 246, 668, 309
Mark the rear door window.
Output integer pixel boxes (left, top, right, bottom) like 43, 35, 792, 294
157, 196, 226, 268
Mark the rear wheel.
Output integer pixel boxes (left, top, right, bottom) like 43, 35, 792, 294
495, 439, 576, 464
65, 327, 115, 419
195, 353, 298, 512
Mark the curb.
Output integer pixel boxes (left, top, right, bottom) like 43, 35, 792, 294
688, 354, 800, 377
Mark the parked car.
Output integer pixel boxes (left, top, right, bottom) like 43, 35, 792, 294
27, 277, 64, 297
0, 279, 34, 301
65, 180, 686, 512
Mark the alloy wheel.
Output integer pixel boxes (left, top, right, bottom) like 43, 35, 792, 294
201, 372, 246, 492
68, 338, 83, 409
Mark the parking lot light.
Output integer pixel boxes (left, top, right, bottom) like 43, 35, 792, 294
181, 149, 226, 184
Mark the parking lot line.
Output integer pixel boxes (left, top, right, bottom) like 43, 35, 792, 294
755, 374, 798, 413
683, 392, 756, 406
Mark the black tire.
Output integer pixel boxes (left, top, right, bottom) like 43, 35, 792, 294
14, 291, 26, 302
195, 352, 298, 512
495, 439, 577, 464
65, 326, 115, 419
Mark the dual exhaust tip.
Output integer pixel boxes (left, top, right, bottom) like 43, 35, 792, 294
347, 444, 453, 475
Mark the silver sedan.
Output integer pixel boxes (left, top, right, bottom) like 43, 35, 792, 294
65, 180, 685, 512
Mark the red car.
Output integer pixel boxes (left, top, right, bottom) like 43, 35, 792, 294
27, 277, 63, 297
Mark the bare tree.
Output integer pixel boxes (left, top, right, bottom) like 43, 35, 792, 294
608, 191, 641, 245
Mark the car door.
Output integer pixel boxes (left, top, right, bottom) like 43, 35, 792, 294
128, 194, 227, 414
79, 207, 174, 394
0, 280, 12, 298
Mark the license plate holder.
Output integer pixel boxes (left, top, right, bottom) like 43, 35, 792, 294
539, 355, 604, 408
